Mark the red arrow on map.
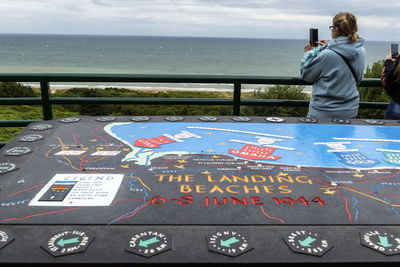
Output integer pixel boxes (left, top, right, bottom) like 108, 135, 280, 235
134, 136, 175, 148
229, 144, 281, 160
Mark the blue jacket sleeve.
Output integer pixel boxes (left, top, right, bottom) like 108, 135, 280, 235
300, 50, 324, 82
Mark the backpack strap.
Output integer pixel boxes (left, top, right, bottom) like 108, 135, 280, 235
329, 49, 358, 82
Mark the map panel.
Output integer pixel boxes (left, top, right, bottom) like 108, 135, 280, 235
1, 119, 400, 226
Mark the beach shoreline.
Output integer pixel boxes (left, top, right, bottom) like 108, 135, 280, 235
24, 83, 313, 94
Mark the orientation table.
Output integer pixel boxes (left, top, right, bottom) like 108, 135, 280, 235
1, 116, 400, 265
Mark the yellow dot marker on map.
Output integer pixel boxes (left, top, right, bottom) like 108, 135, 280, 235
130, 135, 135, 137
212, 155, 220, 159
353, 173, 364, 178
121, 164, 129, 168
97, 147, 104, 150
218, 143, 226, 145
296, 152, 302, 155
62, 146, 69, 150
202, 171, 211, 174
141, 126, 147, 129
123, 148, 130, 151
177, 160, 187, 163
175, 165, 185, 169
324, 190, 336, 195
90, 139, 97, 142
277, 172, 288, 177
208, 149, 215, 152
205, 132, 212, 135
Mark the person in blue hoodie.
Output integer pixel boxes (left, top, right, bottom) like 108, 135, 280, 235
301, 12, 366, 118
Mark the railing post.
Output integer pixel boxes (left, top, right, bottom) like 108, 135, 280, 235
233, 83, 241, 116
40, 81, 53, 120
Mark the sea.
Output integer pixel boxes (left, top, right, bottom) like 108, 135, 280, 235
0, 34, 392, 92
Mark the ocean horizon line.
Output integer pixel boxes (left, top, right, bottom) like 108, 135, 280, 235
0, 32, 308, 41
0, 32, 394, 43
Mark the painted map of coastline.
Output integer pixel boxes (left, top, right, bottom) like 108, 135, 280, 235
105, 122, 400, 169
2, 120, 400, 225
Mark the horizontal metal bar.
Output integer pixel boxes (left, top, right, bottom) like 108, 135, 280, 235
359, 101, 389, 109
0, 73, 312, 84
242, 99, 389, 109
0, 120, 41, 127
0, 98, 42, 105
48, 97, 392, 109
0, 73, 382, 86
49, 97, 234, 105
0, 98, 389, 109
241, 99, 309, 107
358, 78, 383, 87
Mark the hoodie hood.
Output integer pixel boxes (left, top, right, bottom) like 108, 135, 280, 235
328, 36, 364, 61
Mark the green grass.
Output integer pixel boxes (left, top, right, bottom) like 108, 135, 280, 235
0, 105, 79, 142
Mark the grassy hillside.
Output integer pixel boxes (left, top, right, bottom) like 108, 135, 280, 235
0, 84, 308, 142
0, 105, 79, 142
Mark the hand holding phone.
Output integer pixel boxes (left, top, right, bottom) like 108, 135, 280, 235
391, 43, 398, 58
309, 28, 318, 47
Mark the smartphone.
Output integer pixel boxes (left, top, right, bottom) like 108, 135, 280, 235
391, 43, 398, 58
309, 28, 318, 47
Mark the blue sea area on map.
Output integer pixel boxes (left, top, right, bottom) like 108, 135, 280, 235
108, 122, 400, 168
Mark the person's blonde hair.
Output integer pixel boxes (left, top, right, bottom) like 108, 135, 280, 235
333, 12, 359, 43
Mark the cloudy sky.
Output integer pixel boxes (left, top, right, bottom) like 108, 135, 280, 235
1, 0, 400, 41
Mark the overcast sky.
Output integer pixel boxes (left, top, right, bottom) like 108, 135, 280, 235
1, 0, 400, 41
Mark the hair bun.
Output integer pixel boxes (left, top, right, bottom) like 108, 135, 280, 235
333, 12, 359, 43
348, 32, 358, 43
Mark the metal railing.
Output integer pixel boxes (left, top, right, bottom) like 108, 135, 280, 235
0, 73, 387, 147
